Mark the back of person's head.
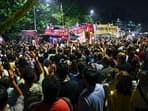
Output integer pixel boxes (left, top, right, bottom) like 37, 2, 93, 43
55, 63, 68, 81
138, 70, 148, 87
117, 52, 126, 64
82, 65, 98, 86
0, 85, 8, 110
116, 74, 132, 96
106, 47, 113, 57
42, 75, 61, 103
7, 54, 16, 62
102, 55, 111, 67
77, 62, 86, 77
131, 55, 140, 69
17, 57, 28, 67
21, 66, 36, 84
0, 77, 10, 89
69, 60, 78, 74
96, 52, 103, 62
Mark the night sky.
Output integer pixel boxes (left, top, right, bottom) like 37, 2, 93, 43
77, 0, 148, 24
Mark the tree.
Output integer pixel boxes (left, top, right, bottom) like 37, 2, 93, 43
61, 0, 88, 26
0, 0, 37, 33
0, 0, 89, 40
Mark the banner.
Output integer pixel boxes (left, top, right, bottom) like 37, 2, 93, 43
44, 28, 68, 37
44, 23, 94, 43
94, 24, 118, 37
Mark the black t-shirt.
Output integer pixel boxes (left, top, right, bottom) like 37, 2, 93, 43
59, 80, 80, 107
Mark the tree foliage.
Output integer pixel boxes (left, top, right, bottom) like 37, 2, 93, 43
0, 0, 90, 39
61, 0, 88, 25
0, 0, 37, 33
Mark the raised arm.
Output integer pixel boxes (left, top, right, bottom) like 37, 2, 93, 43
30, 51, 44, 75
8, 67, 23, 96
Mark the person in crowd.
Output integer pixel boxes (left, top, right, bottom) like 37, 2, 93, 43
126, 45, 141, 77
0, 33, 148, 111
116, 51, 133, 73
47, 55, 56, 75
18, 51, 45, 111
0, 62, 9, 79
78, 65, 105, 111
30, 75, 72, 111
106, 71, 133, 111
0, 62, 24, 111
143, 45, 148, 71
101, 55, 116, 80
56, 62, 80, 111
130, 70, 148, 111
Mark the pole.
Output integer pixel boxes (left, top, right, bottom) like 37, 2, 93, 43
90, 9, 94, 23
33, 7, 37, 31
59, 0, 64, 27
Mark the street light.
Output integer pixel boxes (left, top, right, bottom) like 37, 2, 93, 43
90, 9, 94, 23
90, 9, 94, 16
45, 0, 52, 3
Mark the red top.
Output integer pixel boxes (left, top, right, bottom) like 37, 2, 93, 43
50, 99, 71, 111
32, 99, 70, 111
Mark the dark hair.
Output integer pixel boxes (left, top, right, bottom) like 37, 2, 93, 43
0, 85, 8, 110
138, 71, 148, 86
7, 54, 16, 62
69, 60, 78, 74
3, 61, 10, 70
106, 47, 113, 57
42, 75, 61, 103
77, 62, 86, 76
96, 52, 103, 62
82, 65, 98, 86
17, 57, 28, 67
56, 63, 68, 81
102, 56, 111, 67
0, 77, 10, 89
116, 75, 132, 95
29, 45, 35, 51
117, 52, 126, 64
21, 66, 36, 84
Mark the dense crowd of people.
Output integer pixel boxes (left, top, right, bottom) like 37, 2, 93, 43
0, 36, 148, 111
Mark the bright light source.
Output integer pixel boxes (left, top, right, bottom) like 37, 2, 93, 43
45, 0, 52, 3
90, 9, 94, 16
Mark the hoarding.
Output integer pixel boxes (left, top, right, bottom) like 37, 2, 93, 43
95, 24, 119, 37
